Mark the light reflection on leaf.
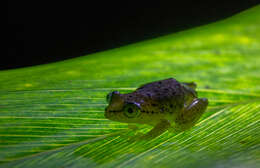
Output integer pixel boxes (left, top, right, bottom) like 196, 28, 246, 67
0, 5, 260, 168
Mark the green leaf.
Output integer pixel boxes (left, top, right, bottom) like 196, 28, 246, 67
1, 5, 260, 168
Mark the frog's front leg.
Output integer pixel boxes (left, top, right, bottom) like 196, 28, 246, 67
174, 98, 208, 132
135, 119, 171, 140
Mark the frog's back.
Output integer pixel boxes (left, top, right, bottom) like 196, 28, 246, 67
137, 78, 184, 97
136, 78, 186, 115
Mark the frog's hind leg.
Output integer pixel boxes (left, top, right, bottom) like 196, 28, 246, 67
173, 98, 208, 132
182, 82, 197, 89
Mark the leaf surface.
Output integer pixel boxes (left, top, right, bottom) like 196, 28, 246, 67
1, 5, 260, 168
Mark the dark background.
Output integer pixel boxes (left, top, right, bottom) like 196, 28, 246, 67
6, 1, 259, 70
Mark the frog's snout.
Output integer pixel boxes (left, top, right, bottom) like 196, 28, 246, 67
104, 106, 110, 118
105, 106, 120, 121
104, 106, 115, 119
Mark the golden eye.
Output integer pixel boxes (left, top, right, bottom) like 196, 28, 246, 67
123, 102, 141, 118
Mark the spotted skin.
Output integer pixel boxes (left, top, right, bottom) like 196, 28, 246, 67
105, 78, 208, 140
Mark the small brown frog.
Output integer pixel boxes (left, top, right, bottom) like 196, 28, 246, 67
105, 78, 208, 139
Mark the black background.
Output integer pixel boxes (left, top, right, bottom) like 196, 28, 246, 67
6, 1, 259, 70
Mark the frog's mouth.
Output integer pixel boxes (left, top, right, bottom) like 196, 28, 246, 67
104, 107, 111, 119
104, 107, 122, 120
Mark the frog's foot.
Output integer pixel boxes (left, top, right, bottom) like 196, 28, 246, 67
182, 82, 197, 89
129, 119, 171, 142
127, 132, 146, 142
128, 124, 139, 131
174, 98, 208, 131
168, 125, 182, 134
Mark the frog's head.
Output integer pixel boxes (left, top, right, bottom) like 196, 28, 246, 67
105, 91, 143, 123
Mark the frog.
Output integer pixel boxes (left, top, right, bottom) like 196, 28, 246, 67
104, 78, 208, 140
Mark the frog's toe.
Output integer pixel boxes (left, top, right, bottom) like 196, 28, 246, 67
128, 124, 139, 131
126, 133, 144, 142
168, 127, 176, 133
130, 132, 157, 142
168, 126, 184, 134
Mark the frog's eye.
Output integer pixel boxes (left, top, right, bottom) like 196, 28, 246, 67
123, 102, 141, 118
106, 91, 120, 103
